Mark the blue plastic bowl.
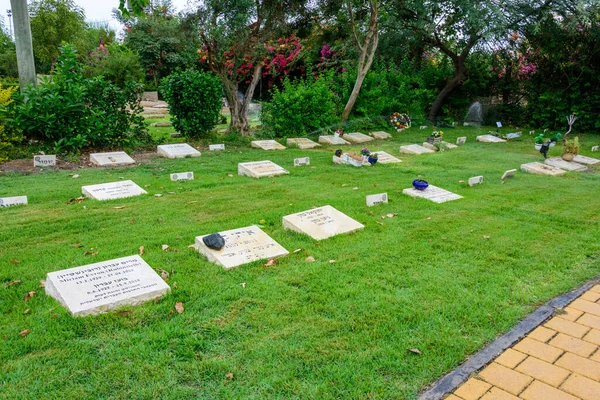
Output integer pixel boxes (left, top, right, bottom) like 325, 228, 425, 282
412, 179, 429, 190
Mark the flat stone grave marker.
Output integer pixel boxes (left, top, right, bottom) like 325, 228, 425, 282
544, 157, 587, 172
476, 135, 507, 143
195, 225, 289, 269
529, 130, 535, 135
0, 196, 28, 207
287, 138, 320, 149
402, 185, 463, 204
294, 157, 310, 167
368, 131, 392, 140
82, 180, 147, 201
520, 162, 566, 176
366, 193, 388, 207
341, 154, 363, 167
251, 140, 286, 150
333, 156, 343, 164
282, 205, 365, 241
370, 151, 402, 164
573, 155, 600, 166
592, 146, 599, 152
157, 144, 201, 159
170, 172, 194, 181
33, 155, 56, 167
422, 141, 458, 151
90, 152, 135, 166
468, 176, 483, 187
457, 137, 467, 145
496, 122, 503, 128
209, 144, 225, 151
419, 125, 428, 130
45, 255, 170, 317
344, 132, 374, 144
238, 160, 289, 178
400, 144, 435, 154
501, 169, 517, 180
318, 135, 350, 145
505, 131, 522, 139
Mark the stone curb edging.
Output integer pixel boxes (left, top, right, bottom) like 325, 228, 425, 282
418, 276, 600, 400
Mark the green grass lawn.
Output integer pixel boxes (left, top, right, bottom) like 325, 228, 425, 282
1, 126, 600, 399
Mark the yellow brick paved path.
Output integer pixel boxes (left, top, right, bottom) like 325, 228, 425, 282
446, 284, 600, 400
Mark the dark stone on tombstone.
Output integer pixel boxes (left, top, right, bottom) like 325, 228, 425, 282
203, 233, 225, 250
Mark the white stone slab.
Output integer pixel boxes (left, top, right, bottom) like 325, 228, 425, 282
90, 152, 135, 166
368, 131, 392, 140
573, 155, 600, 165
341, 154, 363, 167
422, 142, 457, 151
457, 137, 467, 145
343, 132, 373, 144
251, 140, 286, 150
318, 135, 350, 145
592, 146, 599, 152
294, 157, 310, 167
501, 169, 517, 180
400, 144, 435, 154
544, 157, 587, 172
82, 180, 147, 201
0, 196, 28, 207
520, 162, 566, 176
505, 131, 522, 139
45, 255, 170, 317
468, 176, 483, 186
402, 185, 463, 203
157, 144, 201, 159
282, 205, 364, 241
333, 156, 343, 165
195, 225, 289, 269
170, 172, 194, 181
209, 144, 225, 151
370, 151, 402, 164
287, 138, 321, 149
476, 135, 507, 143
366, 193, 388, 207
238, 160, 289, 178
33, 155, 56, 167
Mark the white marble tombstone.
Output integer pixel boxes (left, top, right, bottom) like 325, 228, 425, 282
286, 138, 320, 149
400, 144, 435, 154
238, 160, 289, 178
209, 144, 225, 151
368, 131, 392, 140
33, 155, 56, 167
572, 155, 600, 166
501, 169, 517, 180
170, 172, 194, 181
343, 132, 374, 144
544, 157, 587, 172
402, 185, 463, 203
476, 135, 507, 143
195, 225, 289, 269
366, 193, 388, 207
520, 162, 566, 176
0, 196, 28, 207
318, 135, 350, 145
157, 144, 201, 158
90, 152, 135, 166
369, 151, 402, 164
45, 255, 170, 317
251, 140, 286, 150
82, 180, 147, 201
468, 176, 483, 187
294, 157, 310, 167
282, 205, 365, 240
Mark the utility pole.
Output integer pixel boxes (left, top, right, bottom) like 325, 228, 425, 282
6, 9, 12, 38
10, 0, 36, 93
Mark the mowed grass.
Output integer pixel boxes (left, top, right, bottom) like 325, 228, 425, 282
1, 127, 600, 399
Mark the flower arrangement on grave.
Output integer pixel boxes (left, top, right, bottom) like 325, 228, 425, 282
562, 136, 580, 161
360, 147, 371, 156
427, 129, 444, 143
334, 128, 343, 137
390, 112, 411, 131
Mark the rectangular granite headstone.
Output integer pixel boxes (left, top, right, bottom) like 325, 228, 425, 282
318, 135, 350, 145
520, 162, 566, 176
287, 138, 320, 149
366, 193, 388, 207
343, 132, 374, 144
368, 131, 392, 140
501, 169, 517, 180
195, 225, 289, 269
282, 205, 365, 241
294, 157, 310, 167
400, 144, 435, 154
33, 155, 56, 167
238, 160, 289, 178
402, 185, 463, 203
251, 140, 286, 150
90, 152, 135, 166
45, 255, 170, 317
170, 172, 194, 181
157, 144, 201, 158
476, 135, 507, 143
572, 155, 600, 166
544, 157, 587, 172
82, 180, 147, 201
468, 176, 483, 186
209, 144, 225, 151
369, 151, 402, 164
0, 196, 28, 207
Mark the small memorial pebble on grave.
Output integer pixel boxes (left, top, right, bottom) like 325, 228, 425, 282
294, 157, 310, 167
251, 140, 286, 150
476, 135, 507, 143
400, 144, 435, 154
170, 172, 194, 181
468, 176, 483, 187
238, 160, 289, 178
0, 196, 28, 207
195, 225, 289, 269
366, 193, 388, 207
369, 151, 402, 164
287, 138, 320, 149
520, 162, 566, 176
90, 152, 135, 166
368, 131, 392, 140
572, 155, 600, 166
45, 255, 170, 317
157, 144, 201, 159
402, 184, 463, 203
544, 157, 587, 172
209, 144, 225, 151
318, 135, 350, 145
282, 205, 365, 240
82, 180, 147, 201
456, 137, 467, 145
343, 132, 374, 144
33, 155, 56, 167
501, 169, 517, 180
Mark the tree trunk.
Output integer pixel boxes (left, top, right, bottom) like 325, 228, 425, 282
10, 0, 36, 93
224, 64, 262, 135
427, 64, 466, 123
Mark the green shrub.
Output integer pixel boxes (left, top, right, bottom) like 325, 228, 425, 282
261, 73, 338, 138
85, 43, 144, 88
5, 44, 151, 154
160, 70, 222, 138
0, 84, 24, 161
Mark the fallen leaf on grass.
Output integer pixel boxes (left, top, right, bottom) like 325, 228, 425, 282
39, 280, 45, 288
264, 259, 276, 267
386, 214, 394, 218
305, 256, 315, 262
187, 201, 198, 204
293, 249, 302, 254
369, 211, 374, 215
24, 291, 35, 301
156, 268, 169, 281
342, 184, 348, 187
408, 348, 422, 355
426, 217, 431, 220
11, 259, 20, 264
72, 174, 79, 179
329, 260, 336, 264
483, 235, 491, 239
459, 180, 465, 183
376, 221, 384, 226
154, 194, 163, 197
83, 250, 98, 256
129, 219, 135, 224
112, 206, 125, 210
73, 244, 83, 248
225, 373, 234, 380
19, 329, 30, 337
227, 174, 233, 177
162, 244, 169, 251
23, 309, 31, 315
157, 218, 163, 223
187, 244, 196, 249
167, 192, 175, 195
139, 246, 144, 256
381, 216, 385, 219
67, 196, 85, 204
5, 280, 21, 288
175, 302, 184, 314
352, 187, 358, 190
241, 282, 246, 288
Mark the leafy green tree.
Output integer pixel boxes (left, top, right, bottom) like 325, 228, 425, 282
0, 19, 17, 78
85, 43, 144, 88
